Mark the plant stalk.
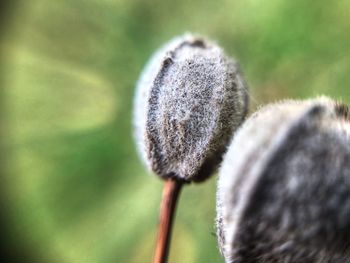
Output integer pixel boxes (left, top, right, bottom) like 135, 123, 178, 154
154, 179, 183, 263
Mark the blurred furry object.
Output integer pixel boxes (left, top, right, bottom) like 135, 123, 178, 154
217, 97, 350, 263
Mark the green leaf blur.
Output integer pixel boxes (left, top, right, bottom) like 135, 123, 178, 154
2, 0, 350, 262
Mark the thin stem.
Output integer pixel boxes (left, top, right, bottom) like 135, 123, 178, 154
154, 179, 183, 263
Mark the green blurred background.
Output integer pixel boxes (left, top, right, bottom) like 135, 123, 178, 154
1, 0, 350, 262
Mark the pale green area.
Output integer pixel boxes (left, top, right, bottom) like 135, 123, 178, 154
2, 0, 350, 262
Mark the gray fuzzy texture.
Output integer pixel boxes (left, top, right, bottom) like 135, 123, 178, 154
134, 33, 248, 182
217, 97, 350, 262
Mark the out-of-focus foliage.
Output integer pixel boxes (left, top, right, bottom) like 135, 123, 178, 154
2, 0, 350, 262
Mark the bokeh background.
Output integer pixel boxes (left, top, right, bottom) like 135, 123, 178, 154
2, 0, 350, 262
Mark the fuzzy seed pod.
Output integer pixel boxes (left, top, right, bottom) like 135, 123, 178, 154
217, 97, 350, 263
134, 34, 248, 182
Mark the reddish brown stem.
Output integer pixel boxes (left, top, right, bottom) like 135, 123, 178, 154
154, 179, 183, 263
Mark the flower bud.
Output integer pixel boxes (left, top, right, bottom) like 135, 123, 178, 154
217, 97, 350, 262
134, 34, 248, 182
